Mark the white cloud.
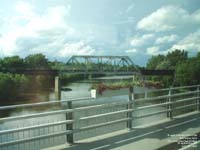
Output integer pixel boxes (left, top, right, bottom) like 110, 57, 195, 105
125, 48, 137, 53
130, 34, 154, 47
137, 6, 200, 32
155, 34, 178, 44
168, 30, 200, 53
15, 1, 34, 15
58, 41, 95, 57
146, 46, 161, 55
0, 2, 74, 57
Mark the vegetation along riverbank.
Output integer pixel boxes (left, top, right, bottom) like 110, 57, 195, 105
0, 49, 200, 105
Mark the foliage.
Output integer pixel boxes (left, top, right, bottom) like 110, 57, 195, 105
166, 49, 188, 69
0, 73, 28, 105
146, 49, 199, 87
0, 56, 25, 72
24, 53, 49, 69
147, 54, 165, 69
175, 57, 200, 86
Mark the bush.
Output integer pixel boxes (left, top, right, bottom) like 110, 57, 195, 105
0, 73, 27, 105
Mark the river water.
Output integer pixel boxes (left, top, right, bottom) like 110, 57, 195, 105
0, 82, 167, 150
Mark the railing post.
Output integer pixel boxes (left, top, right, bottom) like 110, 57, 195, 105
197, 86, 200, 111
167, 88, 173, 119
127, 86, 134, 130
66, 101, 74, 144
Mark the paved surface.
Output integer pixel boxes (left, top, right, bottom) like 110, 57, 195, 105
44, 112, 200, 150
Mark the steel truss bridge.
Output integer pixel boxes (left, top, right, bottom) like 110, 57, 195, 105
64, 55, 141, 75
1, 55, 174, 76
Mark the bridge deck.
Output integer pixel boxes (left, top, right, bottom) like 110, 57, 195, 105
44, 112, 200, 150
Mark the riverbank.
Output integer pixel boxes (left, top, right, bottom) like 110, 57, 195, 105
91, 80, 164, 95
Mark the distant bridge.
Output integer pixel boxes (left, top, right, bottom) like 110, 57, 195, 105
0, 55, 174, 76
64, 55, 141, 75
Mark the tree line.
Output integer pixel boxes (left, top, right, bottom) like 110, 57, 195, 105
0, 54, 84, 105
146, 49, 200, 86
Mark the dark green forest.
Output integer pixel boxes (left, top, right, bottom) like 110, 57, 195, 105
146, 49, 200, 87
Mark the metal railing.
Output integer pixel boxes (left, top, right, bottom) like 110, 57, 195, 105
0, 85, 200, 150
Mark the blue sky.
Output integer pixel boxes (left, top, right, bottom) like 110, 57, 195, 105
0, 0, 200, 66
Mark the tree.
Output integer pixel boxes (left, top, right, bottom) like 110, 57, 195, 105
146, 49, 188, 87
166, 49, 188, 69
0, 56, 25, 72
175, 57, 200, 86
0, 73, 27, 104
24, 53, 49, 69
146, 55, 165, 69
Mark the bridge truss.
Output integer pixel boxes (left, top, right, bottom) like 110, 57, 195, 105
65, 55, 141, 75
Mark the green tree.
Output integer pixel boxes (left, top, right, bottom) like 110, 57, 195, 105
147, 55, 165, 69
175, 57, 200, 86
24, 53, 49, 69
166, 49, 188, 69
0, 73, 28, 105
0, 56, 25, 72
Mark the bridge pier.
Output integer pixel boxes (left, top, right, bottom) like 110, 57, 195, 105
55, 76, 61, 100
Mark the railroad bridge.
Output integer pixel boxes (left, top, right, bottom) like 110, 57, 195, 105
7, 55, 174, 76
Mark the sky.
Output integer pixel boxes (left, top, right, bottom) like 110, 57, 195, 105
0, 0, 200, 66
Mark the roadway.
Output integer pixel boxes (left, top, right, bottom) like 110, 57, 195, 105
43, 112, 200, 150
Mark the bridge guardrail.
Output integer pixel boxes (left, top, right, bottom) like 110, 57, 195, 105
0, 85, 200, 149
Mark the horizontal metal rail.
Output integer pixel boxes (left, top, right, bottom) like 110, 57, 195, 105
135, 90, 197, 103
79, 109, 132, 120
0, 97, 94, 110
173, 97, 198, 104
170, 85, 199, 90
0, 130, 73, 147
173, 103, 197, 111
0, 109, 73, 123
135, 94, 169, 103
0, 118, 130, 147
144, 85, 199, 94
0, 109, 131, 135
136, 102, 170, 110
78, 118, 130, 131
0, 101, 130, 123
0, 120, 73, 135
170, 91, 197, 98
135, 96, 198, 111
133, 109, 168, 119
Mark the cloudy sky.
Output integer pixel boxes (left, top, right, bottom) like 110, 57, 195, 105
0, 0, 200, 66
